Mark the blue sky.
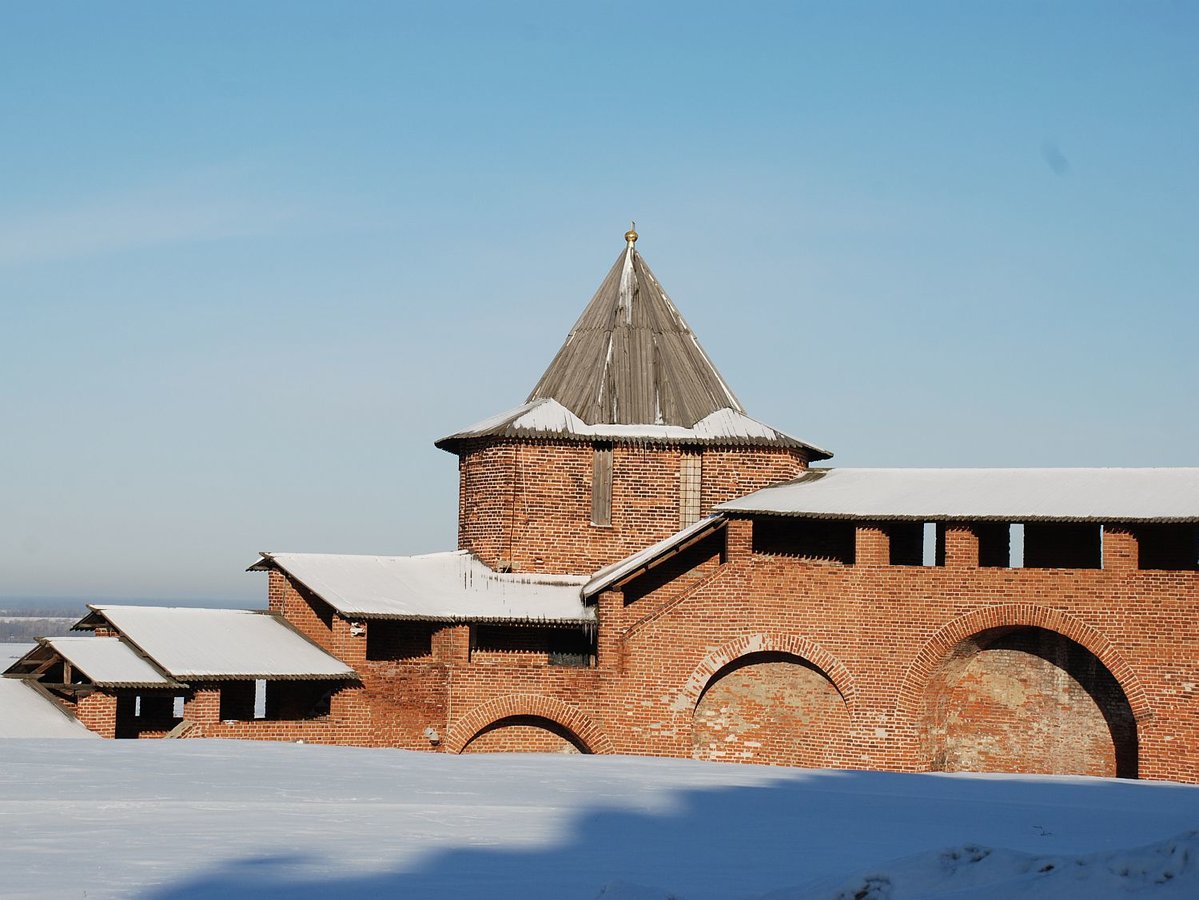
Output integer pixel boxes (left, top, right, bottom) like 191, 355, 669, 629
2, 2, 1195, 606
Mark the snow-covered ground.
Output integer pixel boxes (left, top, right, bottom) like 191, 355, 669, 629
0, 740, 1196, 899
0, 643, 98, 739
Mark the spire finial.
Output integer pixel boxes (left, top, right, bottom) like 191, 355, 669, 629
624, 221, 638, 245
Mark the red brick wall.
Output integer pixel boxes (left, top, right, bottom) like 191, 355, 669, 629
693, 653, 852, 767
75, 516, 1199, 784
592, 522, 1198, 781
76, 692, 118, 739
923, 627, 1136, 777
455, 438, 808, 573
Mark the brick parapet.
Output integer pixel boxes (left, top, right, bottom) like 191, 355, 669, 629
855, 525, 889, 567
1104, 526, 1139, 570
942, 525, 980, 568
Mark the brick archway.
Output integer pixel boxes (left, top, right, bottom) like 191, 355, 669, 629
673, 633, 858, 713
445, 694, 615, 755
896, 604, 1153, 726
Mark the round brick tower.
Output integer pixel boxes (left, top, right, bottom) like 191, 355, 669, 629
436, 229, 830, 574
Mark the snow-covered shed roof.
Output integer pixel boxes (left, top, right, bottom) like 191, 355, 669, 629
716, 468, 1199, 523
583, 516, 727, 599
437, 398, 830, 455
37, 636, 179, 688
437, 233, 830, 459
0, 678, 98, 739
76, 606, 356, 681
254, 550, 595, 625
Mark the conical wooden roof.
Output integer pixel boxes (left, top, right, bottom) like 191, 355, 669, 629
527, 241, 744, 427
437, 234, 832, 459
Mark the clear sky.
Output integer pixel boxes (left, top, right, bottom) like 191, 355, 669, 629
2, 2, 1195, 607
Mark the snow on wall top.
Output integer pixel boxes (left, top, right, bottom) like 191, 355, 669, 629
84, 606, 356, 680
258, 550, 595, 623
43, 636, 175, 687
437, 398, 831, 456
716, 467, 1199, 522
583, 515, 726, 598
0, 679, 97, 739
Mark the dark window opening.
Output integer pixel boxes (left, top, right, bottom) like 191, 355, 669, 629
219, 680, 256, 721
264, 680, 333, 720
975, 522, 1011, 567
1023, 523, 1102, 569
1135, 524, 1199, 571
753, 517, 855, 565
471, 624, 596, 667
548, 629, 595, 668
592, 443, 613, 527
367, 620, 436, 661
886, 522, 925, 566
136, 693, 176, 721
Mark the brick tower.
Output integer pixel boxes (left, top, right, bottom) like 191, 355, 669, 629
437, 227, 830, 575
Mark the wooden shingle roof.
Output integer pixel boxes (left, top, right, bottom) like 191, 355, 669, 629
438, 231, 831, 458
527, 236, 743, 427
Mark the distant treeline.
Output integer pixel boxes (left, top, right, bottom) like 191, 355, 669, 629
0, 599, 91, 616
0, 616, 78, 643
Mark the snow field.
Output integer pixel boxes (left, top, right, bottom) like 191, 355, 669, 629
0, 739, 1195, 899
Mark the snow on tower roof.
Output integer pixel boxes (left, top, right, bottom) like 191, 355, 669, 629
437, 398, 830, 454
253, 550, 595, 624
716, 467, 1199, 522
437, 232, 830, 458
76, 606, 357, 681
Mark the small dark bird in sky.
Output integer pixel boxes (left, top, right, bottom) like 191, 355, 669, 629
1041, 141, 1070, 176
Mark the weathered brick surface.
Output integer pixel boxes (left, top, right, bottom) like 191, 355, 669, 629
76, 692, 119, 739
455, 439, 808, 573
924, 627, 1136, 777
693, 654, 852, 766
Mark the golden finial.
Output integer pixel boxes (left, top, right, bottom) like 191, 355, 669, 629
624, 221, 638, 244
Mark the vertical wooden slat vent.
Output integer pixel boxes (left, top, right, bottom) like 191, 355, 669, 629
679, 449, 702, 527
592, 444, 613, 527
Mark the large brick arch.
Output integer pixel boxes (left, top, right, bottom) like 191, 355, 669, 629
896, 604, 1153, 725
672, 633, 858, 714
445, 694, 615, 755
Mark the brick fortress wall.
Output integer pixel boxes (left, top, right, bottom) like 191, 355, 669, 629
104, 522, 1198, 783
435, 519, 1198, 782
